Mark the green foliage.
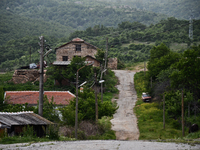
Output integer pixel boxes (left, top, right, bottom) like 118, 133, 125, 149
104, 69, 118, 93
95, 49, 105, 63
96, 116, 116, 140
0, 86, 4, 105
47, 125, 60, 140
134, 71, 149, 97
170, 45, 200, 99
147, 44, 181, 80
164, 90, 182, 117
34, 95, 60, 123
135, 102, 182, 140
1, 102, 35, 113
60, 88, 118, 126
21, 125, 36, 139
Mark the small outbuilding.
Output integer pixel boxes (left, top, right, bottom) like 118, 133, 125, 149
0, 111, 53, 137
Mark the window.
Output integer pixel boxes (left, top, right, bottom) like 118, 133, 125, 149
76, 44, 81, 51
63, 56, 68, 61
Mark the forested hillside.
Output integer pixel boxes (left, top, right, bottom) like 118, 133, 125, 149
1, 17, 200, 71
98, 0, 200, 20
0, 10, 73, 46
0, 0, 167, 44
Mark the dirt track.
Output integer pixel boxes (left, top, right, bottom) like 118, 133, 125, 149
110, 70, 139, 140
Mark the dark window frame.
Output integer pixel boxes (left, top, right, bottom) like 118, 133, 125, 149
76, 44, 81, 51
62, 56, 68, 61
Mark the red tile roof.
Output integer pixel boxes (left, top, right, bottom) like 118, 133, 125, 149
4, 91, 75, 105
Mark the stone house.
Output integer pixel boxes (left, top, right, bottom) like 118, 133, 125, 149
53, 38, 100, 67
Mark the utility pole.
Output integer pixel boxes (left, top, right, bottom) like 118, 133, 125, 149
94, 68, 98, 122
163, 94, 165, 129
100, 65, 103, 103
144, 61, 146, 76
75, 69, 79, 139
182, 90, 185, 137
104, 37, 108, 71
39, 36, 44, 116
75, 62, 93, 139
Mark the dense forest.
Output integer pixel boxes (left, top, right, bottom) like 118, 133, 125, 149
0, 0, 167, 44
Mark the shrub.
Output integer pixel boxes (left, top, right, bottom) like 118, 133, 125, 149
47, 125, 59, 140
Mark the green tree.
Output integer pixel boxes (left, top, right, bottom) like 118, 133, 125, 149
147, 43, 171, 79
170, 45, 200, 99
34, 95, 60, 122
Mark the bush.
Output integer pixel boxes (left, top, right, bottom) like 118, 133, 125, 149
47, 125, 59, 140
60, 89, 118, 126
21, 125, 36, 139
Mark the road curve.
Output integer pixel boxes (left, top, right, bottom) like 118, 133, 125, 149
110, 70, 139, 140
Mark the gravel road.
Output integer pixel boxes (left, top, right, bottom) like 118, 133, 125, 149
1, 140, 200, 150
110, 70, 139, 140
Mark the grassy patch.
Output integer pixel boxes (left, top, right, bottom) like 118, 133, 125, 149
0, 136, 51, 144
125, 62, 146, 71
170, 43, 188, 51
135, 101, 182, 140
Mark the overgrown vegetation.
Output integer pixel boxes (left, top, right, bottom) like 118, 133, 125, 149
134, 43, 200, 142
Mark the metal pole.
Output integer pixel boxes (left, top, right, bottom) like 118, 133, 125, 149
182, 90, 185, 136
39, 36, 44, 116
75, 71, 79, 139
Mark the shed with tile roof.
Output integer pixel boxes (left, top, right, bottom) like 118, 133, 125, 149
0, 111, 53, 137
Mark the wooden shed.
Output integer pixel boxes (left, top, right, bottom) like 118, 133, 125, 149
0, 111, 53, 137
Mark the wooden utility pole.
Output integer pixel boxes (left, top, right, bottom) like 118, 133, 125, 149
100, 65, 103, 103
75, 62, 93, 139
39, 36, 44, 116
144, 61, 146, 76
104, 37, 108, 71
182, 90, 185, 136
163, 94, 165, 129
75, 70, 79, 139
94, 69, 98, 122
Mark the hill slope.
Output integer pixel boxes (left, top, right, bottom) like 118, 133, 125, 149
0, 10, 73, 45
0, 0, 167, 44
